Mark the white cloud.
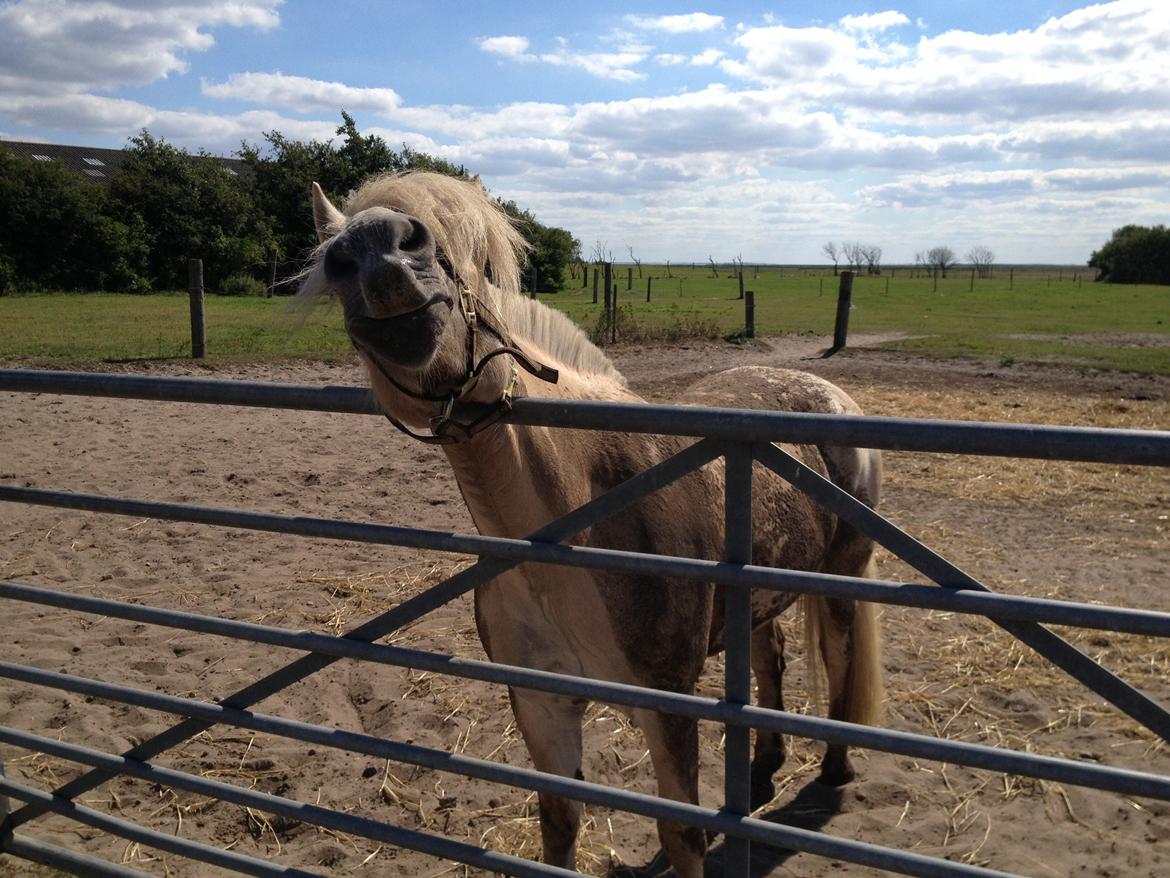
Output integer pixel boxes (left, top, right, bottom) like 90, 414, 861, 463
839, 11, 911, 32
478, 35, 531, 59
654, 53, 688, 66
625, 13, 724, 33
726, 1, 1170, 127
476, 33, 646, 81
861, 165, 1170, 207
203, 72, 401, 116
0, 0, 281, 94
690, 49, 724, 66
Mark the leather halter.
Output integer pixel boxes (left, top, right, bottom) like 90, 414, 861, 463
361, 288, 559, 445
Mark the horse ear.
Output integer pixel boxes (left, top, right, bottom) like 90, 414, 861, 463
311, 182, 346, 243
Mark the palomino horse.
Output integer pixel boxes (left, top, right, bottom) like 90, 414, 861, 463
300, 172, 883, 877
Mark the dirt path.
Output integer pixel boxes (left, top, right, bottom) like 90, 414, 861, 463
1, 339, 1168, 877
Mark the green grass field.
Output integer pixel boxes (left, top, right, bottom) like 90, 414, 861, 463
0, 266, 1167, 373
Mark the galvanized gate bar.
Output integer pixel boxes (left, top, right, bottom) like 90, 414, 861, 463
7, 491, 1170, 637
0, 728, 584, 878
754, 442, 1170, 744
723, 444, 754, 874
0, 368, 379, 416
508, 398, 1170, 465
4, 581, 1168, 801
0, 777, 323, 878
1, 834, 154, 878
4, 369, 1169, 465
0, 666, 1018, 878
5, 437, 725, 831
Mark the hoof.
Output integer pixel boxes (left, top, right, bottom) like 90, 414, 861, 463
816, 763, 855, 787
750, 776, 776, 811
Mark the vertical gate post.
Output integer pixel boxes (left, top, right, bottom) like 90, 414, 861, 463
188, 258, 206, 359
724, 443, 754, 875
744, 290, 755, 339
833, 270, 853, 351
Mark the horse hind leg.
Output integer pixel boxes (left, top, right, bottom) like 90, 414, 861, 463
508, 690, 587, 869
807, 524, 884, 786
749, 616, 786, 810
634, 707, 707, 878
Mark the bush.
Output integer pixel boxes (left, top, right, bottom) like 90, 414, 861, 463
1089, 225, 1170, 285
218, 273, 269, 297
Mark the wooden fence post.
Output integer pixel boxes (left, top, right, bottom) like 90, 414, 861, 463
969, 267, 975, 292
188, 258, 206, 359
744, 290, 755, 339
738, 270, 744, 300
627, 267, 633, 290
592, 265, 600, 304
833, 271, 853, 351
582, 264, 588, 288
1010, 267, 1014, 290
646, 276, 652, 303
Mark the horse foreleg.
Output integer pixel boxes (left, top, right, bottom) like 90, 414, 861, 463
509, 690, 586, 870
634, 707, 706, 878
749, 617, 786, 809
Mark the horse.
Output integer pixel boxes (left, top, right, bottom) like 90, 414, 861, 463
299, 172, 884, 877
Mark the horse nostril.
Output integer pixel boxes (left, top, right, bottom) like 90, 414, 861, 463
399, 218, 430, 254
323, 241, 357, 282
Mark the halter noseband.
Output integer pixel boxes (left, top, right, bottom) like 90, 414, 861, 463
362, 288, 559, 445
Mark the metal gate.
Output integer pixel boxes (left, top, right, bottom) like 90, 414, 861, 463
1, 368, 1168, 878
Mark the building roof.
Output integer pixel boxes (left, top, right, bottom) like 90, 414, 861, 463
0, 139, 248, 182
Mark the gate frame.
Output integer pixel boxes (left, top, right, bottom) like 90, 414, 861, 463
1, 368, 1168, 878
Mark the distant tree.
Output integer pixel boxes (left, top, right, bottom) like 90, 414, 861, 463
926, 245, 957, 277
0, 148, 146, 293
841, 241, 866, 273
821, 241, 840, 276
1089, 225, 1170, 285
707, 254, 719, 278
861, 244, 883, 275
967, 245, 995, 279
111, 131, 274, 289
627, 245, 643, 278
240, 111, 469, 265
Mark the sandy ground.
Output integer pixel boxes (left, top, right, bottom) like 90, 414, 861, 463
1, 335, 1168, 877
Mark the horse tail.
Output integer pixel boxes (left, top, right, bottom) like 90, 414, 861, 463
803, 443, 885, 728
804, 579, 884, 727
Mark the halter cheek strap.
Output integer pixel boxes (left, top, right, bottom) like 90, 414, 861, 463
364, 289, 559, 445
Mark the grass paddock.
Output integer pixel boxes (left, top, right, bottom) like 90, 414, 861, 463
1, 266, 1167, 373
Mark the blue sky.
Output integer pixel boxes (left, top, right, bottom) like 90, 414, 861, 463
2, 1, 1167, 264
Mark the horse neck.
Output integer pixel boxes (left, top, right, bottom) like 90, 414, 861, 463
441, 365, 621, 539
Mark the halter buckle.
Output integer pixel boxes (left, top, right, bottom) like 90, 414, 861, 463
501, 366, 519, 409
460, 288, 478, 327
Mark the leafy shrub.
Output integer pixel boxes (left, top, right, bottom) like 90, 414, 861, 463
218, 273, 269, 297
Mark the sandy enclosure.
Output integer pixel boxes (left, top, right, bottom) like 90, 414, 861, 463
1, 337, 1168, 877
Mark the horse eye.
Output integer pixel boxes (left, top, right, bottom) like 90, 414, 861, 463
323, 241, 357, 282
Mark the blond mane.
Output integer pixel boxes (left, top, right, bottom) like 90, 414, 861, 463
300, 171, 624, 383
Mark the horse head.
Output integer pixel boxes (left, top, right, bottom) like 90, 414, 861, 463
307, 175, 548, 442
312, 183, 461, 371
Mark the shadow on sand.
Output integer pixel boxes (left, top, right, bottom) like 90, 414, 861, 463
610, 780, 844, 877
